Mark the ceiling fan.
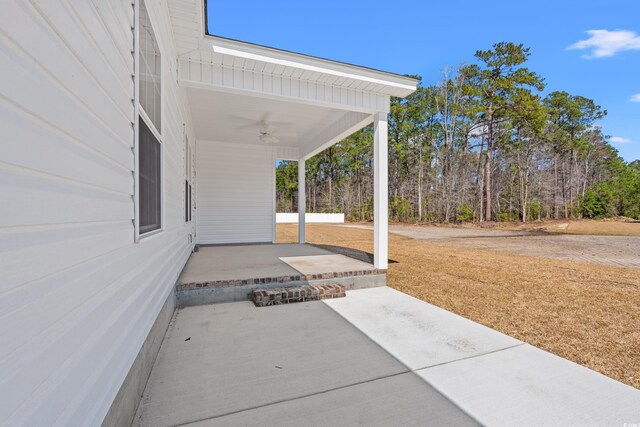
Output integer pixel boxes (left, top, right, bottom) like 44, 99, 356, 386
258, 119, 280, 144
230, 112, 295, 144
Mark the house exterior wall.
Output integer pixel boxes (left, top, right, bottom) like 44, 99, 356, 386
196, 140, 275, 244
0, 1, 194, 425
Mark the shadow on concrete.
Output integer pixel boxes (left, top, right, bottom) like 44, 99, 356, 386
310, 244, 398, 265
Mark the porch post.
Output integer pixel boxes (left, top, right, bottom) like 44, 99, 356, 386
373, 112, 388, 269
298, 158, 306, 244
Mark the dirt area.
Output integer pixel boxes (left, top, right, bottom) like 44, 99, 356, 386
341, 223, 640, 269
489, 218, 640, 237
399, 224, 640, 269
277, 223, 640, 389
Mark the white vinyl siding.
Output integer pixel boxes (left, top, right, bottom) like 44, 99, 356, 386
196, 141, 275, 244
0, 1, 195, 425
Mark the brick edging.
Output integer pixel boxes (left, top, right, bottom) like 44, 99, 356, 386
252, 283, 346, 307
177, 269, 387, 291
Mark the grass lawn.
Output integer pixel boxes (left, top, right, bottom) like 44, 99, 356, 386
277, 223, 640, 389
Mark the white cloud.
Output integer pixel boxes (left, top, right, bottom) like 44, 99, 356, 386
610, 136, 631, 144
631, 93, 640, 102
568, 30, 640, 58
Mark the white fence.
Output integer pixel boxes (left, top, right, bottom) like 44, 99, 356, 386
276, 213, 345, 223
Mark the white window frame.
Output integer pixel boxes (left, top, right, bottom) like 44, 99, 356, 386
134, 0, 164, 242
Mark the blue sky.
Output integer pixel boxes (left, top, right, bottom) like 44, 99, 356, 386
207, 0, 640, 162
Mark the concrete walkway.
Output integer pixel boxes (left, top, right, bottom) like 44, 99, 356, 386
135, 287, 639, 426
325, 287, 640, 426
134, 299, 477, 426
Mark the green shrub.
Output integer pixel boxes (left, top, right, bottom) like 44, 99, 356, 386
579, 188, 609, 218
457, 202, 474, 222
497, 211, 510, 222
390, 195, 413, 222
528, 201, 541, 221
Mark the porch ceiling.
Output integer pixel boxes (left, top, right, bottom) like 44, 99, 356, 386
187, 88, 346, 147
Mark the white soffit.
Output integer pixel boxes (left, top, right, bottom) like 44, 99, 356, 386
187, 88, 347, 146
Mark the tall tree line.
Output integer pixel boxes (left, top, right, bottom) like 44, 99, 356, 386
276, 42, 640, 222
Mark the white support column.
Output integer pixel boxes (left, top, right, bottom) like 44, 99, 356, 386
298, 158, 306, 244
373, 112, 388, 269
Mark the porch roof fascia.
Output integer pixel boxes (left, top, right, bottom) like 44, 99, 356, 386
198, 35, 419, 99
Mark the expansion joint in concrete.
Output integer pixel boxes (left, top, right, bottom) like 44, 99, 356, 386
173, 369, 414, 426
412, 343, 527, 373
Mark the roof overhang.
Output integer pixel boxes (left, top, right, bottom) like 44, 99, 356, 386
200, 35, 419, 99
169, 0, 418, 159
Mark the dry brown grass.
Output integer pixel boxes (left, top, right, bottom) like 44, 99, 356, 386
277, 223, 640, 388
493, 219, 640, 236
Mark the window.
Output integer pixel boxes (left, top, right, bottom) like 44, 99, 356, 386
136, 0, 162, 236
185, 135, 192, 222
139, 0, 161, 130
139, 118, 161, 233
185, 180, 192, 222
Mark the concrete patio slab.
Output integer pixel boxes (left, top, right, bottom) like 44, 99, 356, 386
176, 244, 385, 306
279, 253, 374, 275
176, 243, 385, 306
324, 286, 522, 370
134, 300, 476, 426
417, 343, 640, 426
179, 244, 322, 283
325, 287, 640, 426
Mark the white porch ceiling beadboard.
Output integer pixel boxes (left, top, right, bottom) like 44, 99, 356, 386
187, 88, 345, 147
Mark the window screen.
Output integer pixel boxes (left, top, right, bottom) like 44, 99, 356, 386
139, 118, 161, 233
139, 0, 161, 131
185, 135, 192, 222
185, 180, 192, 222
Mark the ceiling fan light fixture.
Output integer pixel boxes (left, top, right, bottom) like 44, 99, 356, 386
259, 132, 277, 144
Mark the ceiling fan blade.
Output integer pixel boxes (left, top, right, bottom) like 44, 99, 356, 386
260, 121, 275, 134
238, 122, 261, 130
273, 131, 297, 137
226, 115, 261, 130
260, 112, 295, 127
261, 112, 274, 123
270, 120, 295, 127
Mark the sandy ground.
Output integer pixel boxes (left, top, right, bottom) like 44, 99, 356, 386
277, 223, 640, 388
496, 219, 640, 236
343, 223, 640, 269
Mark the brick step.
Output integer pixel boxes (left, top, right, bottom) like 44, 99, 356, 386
252, 283, 346, 307
176, 273, 385, 307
